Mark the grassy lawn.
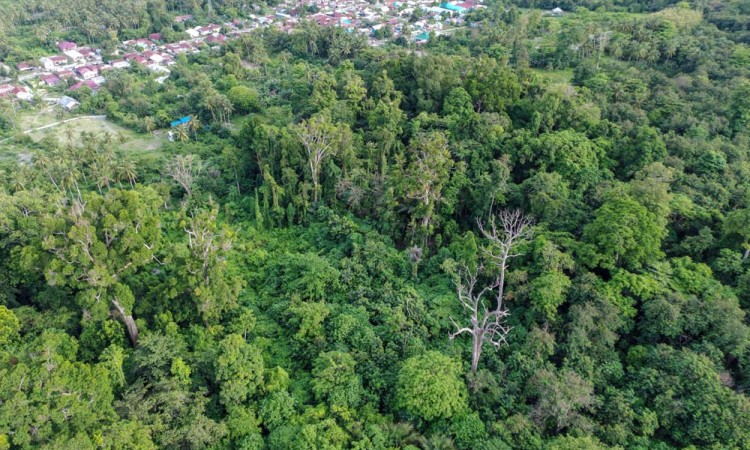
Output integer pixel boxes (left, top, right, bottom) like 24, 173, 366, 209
532, 68, 574, 85
0, 108, 166, 165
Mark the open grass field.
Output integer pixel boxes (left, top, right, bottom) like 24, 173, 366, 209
532, 68, 575, 85
0, 108, 166, 165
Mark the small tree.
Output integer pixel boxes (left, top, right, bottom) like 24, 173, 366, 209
449, 210, 533, 374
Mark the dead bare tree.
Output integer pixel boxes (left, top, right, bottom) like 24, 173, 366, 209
164, 154, 202, 197
449, 209, 533, 374
295, 115, 337, 205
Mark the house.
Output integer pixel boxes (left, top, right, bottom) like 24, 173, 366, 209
149, 33, 163, 42
174, 14, 193, 23
41, 74, 62, 86
134, 38, 154, 49
166, 43, 193, 54
551, 7, 563, 16
110, 60, 130, 69
125, 54, 147, 64
0, 85, 32, 101
57, 69, 76, 79
78, 48, 96, 60
57, 41, 77, 52
40, 55, 69, 70
16, 62, 33, 72
58, 95, 80, 110
69, 79, 100, 91
15, 86, 33, 101
185, 28, 201, 39
206, 34, 227, 45
64, 49, 85, 63
76, 65, 99, 80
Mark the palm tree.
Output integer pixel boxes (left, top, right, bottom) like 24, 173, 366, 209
380, 422, 422, 448
188, 116, 201, 140
118, 158, 137, 188
63, 125, 75, 144
176, 125, 190, 143
91, 158, 112, 193
34, 153, 61, 192
100, 132, 114, 146
418, 434, 455, 450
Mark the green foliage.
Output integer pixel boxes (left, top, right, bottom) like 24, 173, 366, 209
396, 351, 467, 421
1, 3, 750, 448
583, 192, 665, 270
215, 333, 265, 408
311, 351, 364, 409
0, 305, 20, 346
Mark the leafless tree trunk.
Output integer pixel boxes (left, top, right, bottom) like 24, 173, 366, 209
449, 210, 533, 374
111, 298, 138, 346
164, 154, 202, 197
184, 208, 229, 285
296, 116, 336, 205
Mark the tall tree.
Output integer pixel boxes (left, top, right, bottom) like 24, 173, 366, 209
449, 210, 533, 374
39, 187, 164, 345
295, 113, 340, 205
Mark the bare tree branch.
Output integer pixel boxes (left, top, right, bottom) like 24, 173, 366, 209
450, 210, 533, 374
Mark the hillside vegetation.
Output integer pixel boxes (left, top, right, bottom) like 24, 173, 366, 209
1, 0, 750, 449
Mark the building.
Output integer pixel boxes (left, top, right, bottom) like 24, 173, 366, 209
57, 69, 76, 79
69, 79, 100, 92
442, 2, 468, 13
41, 74, 62, 86
206, 34, 227, 45
57, 41, 77, 52
58, 96, 80, 111
76, 65, 99, 80
0, 85, 33, 101
40, 55, 69, 70
110, 60, 130, 69
551, 7, 563, 16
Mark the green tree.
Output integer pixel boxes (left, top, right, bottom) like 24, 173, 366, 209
39, 187, 164, 345
396, 351, 467, 421
215, 333, 265, 408
311, 351, 364, 409
228, 85, 260, 114
583, 192, 665, 270
0, 306, 20, 347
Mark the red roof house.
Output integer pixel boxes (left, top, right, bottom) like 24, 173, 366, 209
69, 79, 100, 91
57, 41, 77, 52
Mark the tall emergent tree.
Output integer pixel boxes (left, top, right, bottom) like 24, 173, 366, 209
295, 113, 339, 205
449, 210, 533, 374
40, 187, 164, 345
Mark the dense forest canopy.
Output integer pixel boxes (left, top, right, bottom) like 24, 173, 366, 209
1, 0, 750, 448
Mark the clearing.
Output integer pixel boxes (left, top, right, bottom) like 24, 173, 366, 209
0, 108, 165, 164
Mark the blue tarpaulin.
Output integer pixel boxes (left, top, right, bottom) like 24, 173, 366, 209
170, 116, 191, 127
442, 2, 467, 12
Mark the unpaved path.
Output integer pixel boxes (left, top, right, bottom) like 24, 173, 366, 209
0, 115, 107, 144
